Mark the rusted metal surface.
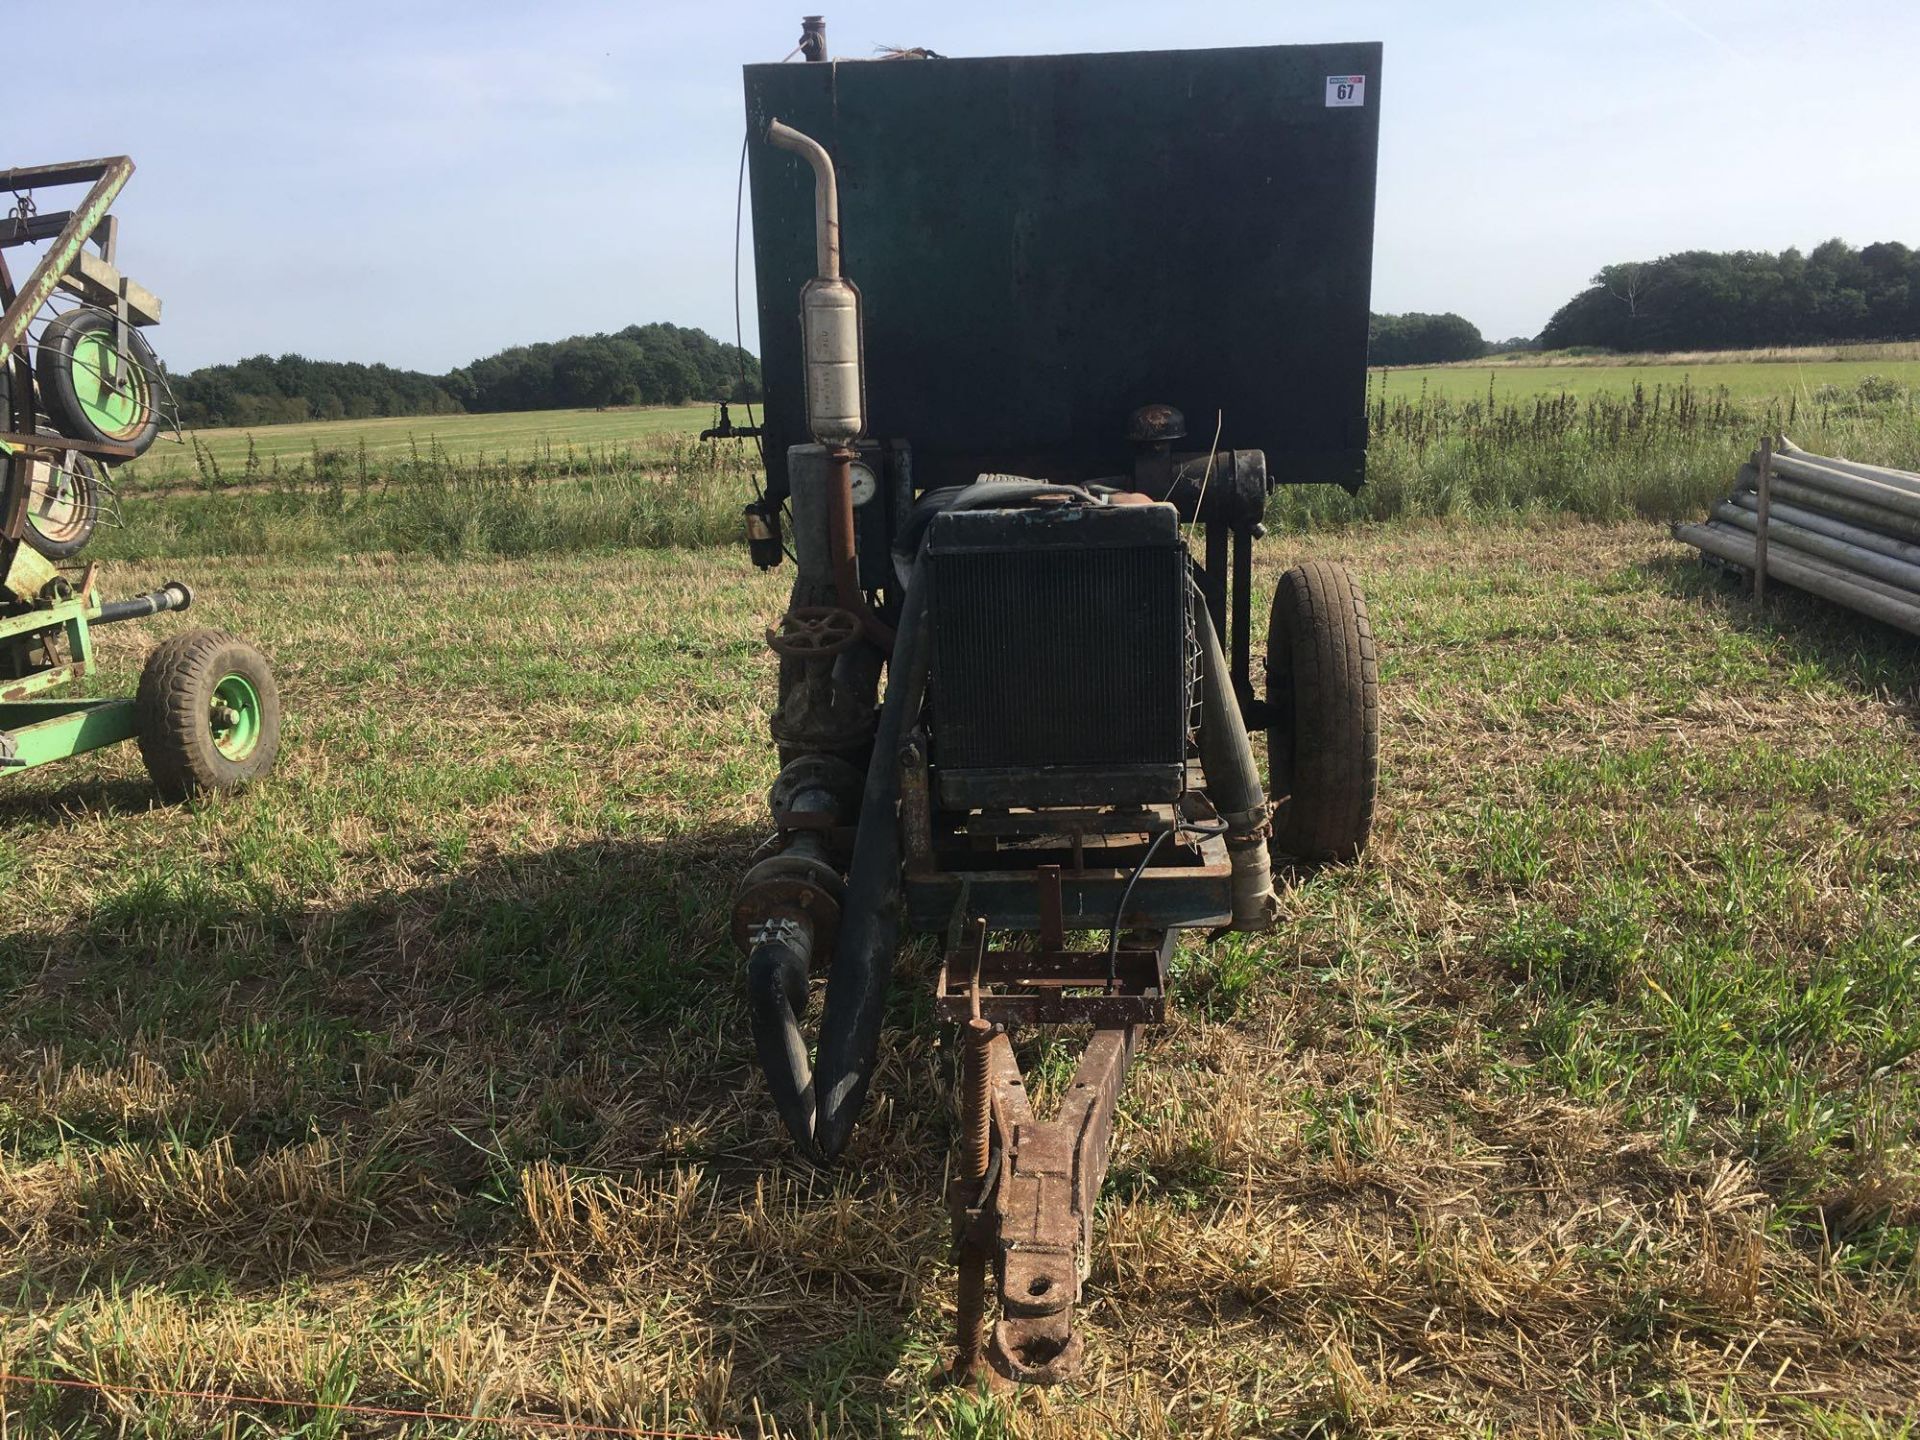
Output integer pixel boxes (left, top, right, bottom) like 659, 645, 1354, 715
975, 1024, 1135, 1385
1035, 865, 1064, 951
799, 15, 828, 62
950, 1015, 994, 1381
767, 598, 877, 753
765, 604, 860, 659
934, 933, 1169, 1027
898, 733, 934, 872
1126, 403, 1187, 445
827, 449, 894, 650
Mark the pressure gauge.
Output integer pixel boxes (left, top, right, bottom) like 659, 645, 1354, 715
847, 460, 880, 507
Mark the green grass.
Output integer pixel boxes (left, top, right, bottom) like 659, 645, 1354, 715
1379, 356, 1920, 404
2, 524, 1915, 1436
126, 402, 721, 485
87, 373, 1920, 565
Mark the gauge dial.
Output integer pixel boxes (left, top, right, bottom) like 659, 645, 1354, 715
848, 461, 879, 507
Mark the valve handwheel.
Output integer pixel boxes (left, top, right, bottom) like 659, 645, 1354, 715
766, 605, 861, 659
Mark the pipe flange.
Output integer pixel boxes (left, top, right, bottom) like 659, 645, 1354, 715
769, 753, 865, 819
732, 850, 844, 955
988, 1318, 1084, 1387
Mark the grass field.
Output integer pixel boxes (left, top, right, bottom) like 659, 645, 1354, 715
1377, 357, 1920, 405
132, 347, 1920, 490
2, 523, 1916, 1436
126, 403, 720, 485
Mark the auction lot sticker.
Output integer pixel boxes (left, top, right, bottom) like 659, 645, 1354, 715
1326, 74, 1366, 107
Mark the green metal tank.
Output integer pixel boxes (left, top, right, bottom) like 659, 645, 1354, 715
745, 40, 1382, 499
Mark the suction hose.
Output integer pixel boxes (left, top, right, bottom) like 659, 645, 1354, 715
810, 552, 933, 1158
746, 917, 818, 1153
1192, 584, 1281, 930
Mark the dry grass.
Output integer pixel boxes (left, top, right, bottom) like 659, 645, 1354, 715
1, 524, 1916, 1436
1437, 342, 1920, 370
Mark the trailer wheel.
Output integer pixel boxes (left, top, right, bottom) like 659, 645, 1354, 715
22, 448, 102, 559
1265, 560, 1378, 862
36, 309, 162, 458
136, 629, 281, 801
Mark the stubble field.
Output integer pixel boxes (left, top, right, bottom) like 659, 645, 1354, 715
2, 519, 1916, 1437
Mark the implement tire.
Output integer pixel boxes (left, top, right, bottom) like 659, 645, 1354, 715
22, 448, 103, 559
137, 629, 281, 802
1266, 560, 1378, 863
37, 309, 162, 457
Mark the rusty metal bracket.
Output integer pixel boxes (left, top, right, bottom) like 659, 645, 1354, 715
970, 1023, 1135, 1386
935, 933, 1170, 1028
941, 920, 1170, 1386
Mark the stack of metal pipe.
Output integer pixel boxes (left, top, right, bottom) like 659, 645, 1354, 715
1673, 439, 1920, 639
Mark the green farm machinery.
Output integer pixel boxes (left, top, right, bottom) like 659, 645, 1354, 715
2, 157, 279, 796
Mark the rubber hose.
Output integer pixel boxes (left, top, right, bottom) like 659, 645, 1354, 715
810, 555, 933, 1158
746, 921, 818, 1155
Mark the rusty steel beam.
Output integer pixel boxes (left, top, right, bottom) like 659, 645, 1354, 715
978, 1024, 1136, 1386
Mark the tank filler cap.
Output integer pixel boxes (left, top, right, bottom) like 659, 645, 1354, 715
1127, 403, 1187, 446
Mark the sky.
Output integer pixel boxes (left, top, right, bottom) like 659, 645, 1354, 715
12, 0, 1920, 374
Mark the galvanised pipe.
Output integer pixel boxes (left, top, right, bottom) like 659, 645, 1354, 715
1729, 493, 1920, 569
1710, 502, 1920, 596
1764, 453, 1920, 523
1677, 521, 1920, 637
1700, 518, 1920, 608
1778, 441, 1920, 495
1749, 476, 1920, 546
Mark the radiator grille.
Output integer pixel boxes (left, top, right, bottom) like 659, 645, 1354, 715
926, 504, 1190, 806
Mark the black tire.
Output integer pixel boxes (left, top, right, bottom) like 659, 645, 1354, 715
1266, 560, 1379, 863
21, 446, 102, 559
36, 309, 162, 458
136, 629, 282, 802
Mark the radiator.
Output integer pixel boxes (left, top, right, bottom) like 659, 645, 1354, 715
924, 500, 1192, 810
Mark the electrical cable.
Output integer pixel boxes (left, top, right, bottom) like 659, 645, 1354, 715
1105, 828, 1170, 991
1103, 811, 1231, 991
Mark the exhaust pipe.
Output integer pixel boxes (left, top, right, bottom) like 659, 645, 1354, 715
767, 117, 886, 650
766, 118, 863, 449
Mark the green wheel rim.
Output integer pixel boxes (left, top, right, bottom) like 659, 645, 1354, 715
210, 673, 263, 761
26, 454, 92, 544
70, 330, 152, 440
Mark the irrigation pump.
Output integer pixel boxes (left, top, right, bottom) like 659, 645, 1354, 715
1, 157, 281, 796
721, 22, 1383, 1385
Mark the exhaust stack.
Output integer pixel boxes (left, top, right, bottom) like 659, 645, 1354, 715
766, 118, 864, 447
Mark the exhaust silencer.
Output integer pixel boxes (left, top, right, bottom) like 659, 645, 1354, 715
766, 118, 865, 448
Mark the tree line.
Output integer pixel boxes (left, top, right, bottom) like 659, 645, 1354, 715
1541, 239, 1920, 352
172, 323, 762, 429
